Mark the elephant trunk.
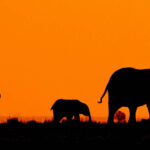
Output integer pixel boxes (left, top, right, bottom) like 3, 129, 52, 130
82, 104, 92, 122
88, 114, 92, 122
86, 107, 92, 122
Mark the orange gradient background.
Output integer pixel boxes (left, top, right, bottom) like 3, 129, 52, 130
0, 0, 150, 123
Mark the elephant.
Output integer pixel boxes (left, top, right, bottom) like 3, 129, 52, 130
51, 99, 91, 123
98, 67, 150, 124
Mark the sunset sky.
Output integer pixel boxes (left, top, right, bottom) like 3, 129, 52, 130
0, 0, 150, 122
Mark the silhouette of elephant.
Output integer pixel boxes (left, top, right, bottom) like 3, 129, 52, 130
98, 67, 150, 124
51, 99, 91, 122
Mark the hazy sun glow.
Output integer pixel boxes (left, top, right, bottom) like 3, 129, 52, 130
0, 0, 150, 122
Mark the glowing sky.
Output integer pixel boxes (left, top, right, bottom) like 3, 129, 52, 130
0, 0, 150, 122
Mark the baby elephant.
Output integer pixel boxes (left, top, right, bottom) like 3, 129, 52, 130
51, 99, 91, 123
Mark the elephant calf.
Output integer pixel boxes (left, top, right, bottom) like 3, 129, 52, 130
51, 99, 91, 123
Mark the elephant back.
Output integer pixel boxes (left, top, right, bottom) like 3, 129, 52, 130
51, 99, 80, 110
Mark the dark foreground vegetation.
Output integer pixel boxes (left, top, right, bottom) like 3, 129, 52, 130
0, 118, 150, 147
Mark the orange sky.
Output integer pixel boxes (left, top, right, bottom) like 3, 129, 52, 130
0, 0, 150, 123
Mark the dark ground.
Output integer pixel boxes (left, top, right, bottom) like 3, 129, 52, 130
1, 118, 150, 147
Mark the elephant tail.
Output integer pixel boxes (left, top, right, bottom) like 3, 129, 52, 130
98, 82, 109, 103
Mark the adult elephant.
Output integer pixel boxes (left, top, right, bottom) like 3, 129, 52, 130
51, 99, 91, 123
98, 67, 150, 124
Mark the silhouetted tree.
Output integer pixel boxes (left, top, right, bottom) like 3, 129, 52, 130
114, 111, 126, 123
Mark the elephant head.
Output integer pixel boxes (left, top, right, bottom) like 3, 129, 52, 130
78, 102, 91, 122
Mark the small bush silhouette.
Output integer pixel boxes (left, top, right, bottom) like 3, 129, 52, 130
7, 118, 19, 124
114, 111, 126, 123
7, 118, 19, 123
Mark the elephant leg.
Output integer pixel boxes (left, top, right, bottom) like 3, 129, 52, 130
66, 114, 73, 122
108, 106, 119, 124
74, 114, 80, 122
129, 107, 137, 124
53, 112, 62, 123
146, 104, 150, 119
